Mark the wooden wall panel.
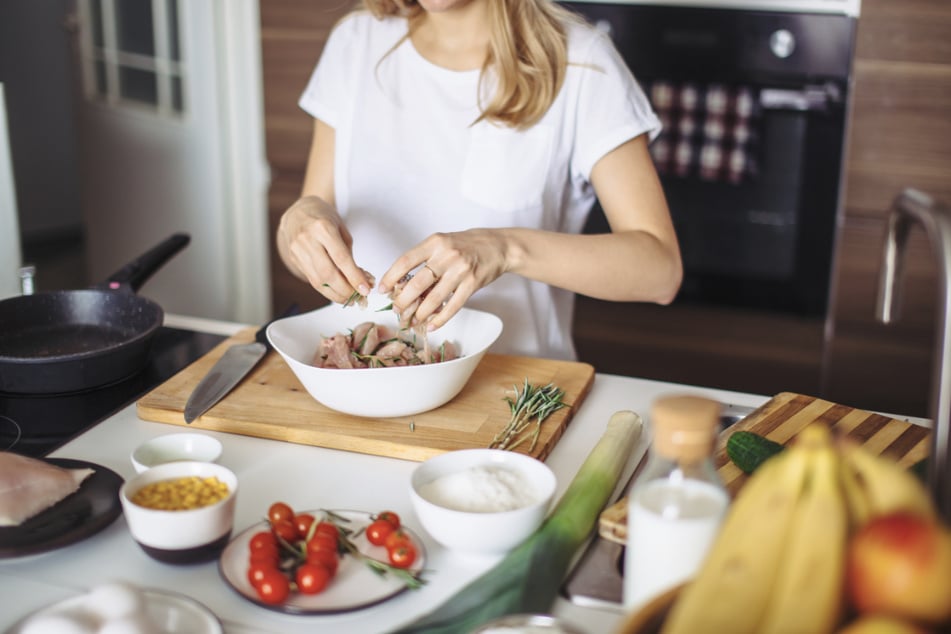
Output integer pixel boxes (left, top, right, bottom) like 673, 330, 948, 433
823, 0, 951, 417
844, 62, 951, 213
853, 0, 951, 65
260, 0, 354, 314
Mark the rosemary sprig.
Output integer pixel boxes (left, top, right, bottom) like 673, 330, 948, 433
323, 510, 427, 590
343, 289, 364, 307
489, 379, 569, 452
337, 532, 426, 590
322, 283, 366, 308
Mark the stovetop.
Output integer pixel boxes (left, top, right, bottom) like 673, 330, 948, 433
0, 327, 225, 458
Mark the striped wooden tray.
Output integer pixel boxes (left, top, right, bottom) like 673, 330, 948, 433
598, 392, 931, 544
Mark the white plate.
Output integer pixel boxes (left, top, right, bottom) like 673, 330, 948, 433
218, 510, 426, 614
7, 588, 222, 633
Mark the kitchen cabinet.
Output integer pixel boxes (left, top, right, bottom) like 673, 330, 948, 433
259, 0, 951, 419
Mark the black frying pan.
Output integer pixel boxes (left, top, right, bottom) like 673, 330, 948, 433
0, 233, 190, 395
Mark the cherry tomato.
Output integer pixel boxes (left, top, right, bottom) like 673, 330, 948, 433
313, 521, 339, 542
294, 513, 316, 538
255, 568, 291, 604
366, 519, 396, 546
296, 563, 332, 595
249, 549, 279, 566
267, 502, 295, 525
377, 510, 401, 528
306, 533, 338, 556
272, 519, 300, 543
388, 543, 417, 569
249, 531, 278, 554
247, 561, 276, 588
306, 547, 339, 576
384, 528, 413, 552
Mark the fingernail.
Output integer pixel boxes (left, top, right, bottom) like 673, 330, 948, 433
358, 285, 370, 295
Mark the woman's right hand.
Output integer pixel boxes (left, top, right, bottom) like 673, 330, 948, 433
276, 195, 373, 304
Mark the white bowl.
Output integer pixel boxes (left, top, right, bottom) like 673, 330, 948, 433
267, 304, 503, 417
119, 461, 237, 565
409, 449, 557, 555
131, 433, 223, 473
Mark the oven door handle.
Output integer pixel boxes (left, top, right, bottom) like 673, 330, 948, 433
760, 84, 843, 112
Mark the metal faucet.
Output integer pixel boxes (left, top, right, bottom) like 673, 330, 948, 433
877, 187, 951, 521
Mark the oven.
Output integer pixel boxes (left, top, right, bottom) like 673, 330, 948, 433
565, 0, 858, 316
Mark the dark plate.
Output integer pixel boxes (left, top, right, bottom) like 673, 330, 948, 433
0, 458, 124, 558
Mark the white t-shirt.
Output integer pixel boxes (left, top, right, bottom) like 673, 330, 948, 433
299, 11, 660, 360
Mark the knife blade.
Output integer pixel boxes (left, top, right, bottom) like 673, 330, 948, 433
184, 305, 299, 423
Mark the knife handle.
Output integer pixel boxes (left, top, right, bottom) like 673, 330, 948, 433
256, 304, 301, 348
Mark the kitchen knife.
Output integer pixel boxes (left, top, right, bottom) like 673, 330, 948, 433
184, 305, 299, 423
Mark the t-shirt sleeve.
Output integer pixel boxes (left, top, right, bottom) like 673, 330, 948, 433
571, 28, 661, 180
298, 15, 358, 128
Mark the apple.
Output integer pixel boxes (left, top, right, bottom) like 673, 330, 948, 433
846, 511, 951, 625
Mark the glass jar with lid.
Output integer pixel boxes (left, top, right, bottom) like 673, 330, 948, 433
622, 394, 729, 612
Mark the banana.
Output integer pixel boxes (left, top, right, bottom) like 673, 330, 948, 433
838, 450, 874, 531
839, 439, 936, 521
758, 426, 848, 634
661, 435, 812, 634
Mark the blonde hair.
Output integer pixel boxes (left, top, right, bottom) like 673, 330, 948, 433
362, 0, 580, 129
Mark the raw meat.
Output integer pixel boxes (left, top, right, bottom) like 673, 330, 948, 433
0, 452, 94, 526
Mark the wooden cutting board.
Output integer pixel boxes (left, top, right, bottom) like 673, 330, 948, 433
598, 391, 932, 544
136, 328, 595, 462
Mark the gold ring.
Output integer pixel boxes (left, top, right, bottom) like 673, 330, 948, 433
423, 263, 440, 280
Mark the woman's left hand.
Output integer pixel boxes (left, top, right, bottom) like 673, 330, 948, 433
378, 229, 510, 330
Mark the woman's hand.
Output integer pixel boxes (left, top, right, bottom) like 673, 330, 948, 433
378, 228, 510, 330
277, 195, 374, 304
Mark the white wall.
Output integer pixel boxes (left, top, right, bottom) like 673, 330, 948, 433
0, 83, 23, 299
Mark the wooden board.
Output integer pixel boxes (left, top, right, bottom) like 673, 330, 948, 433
599, 391, 932, 544
136, 328, 595, 462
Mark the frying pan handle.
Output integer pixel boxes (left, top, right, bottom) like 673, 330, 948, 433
104, 233, 191, 292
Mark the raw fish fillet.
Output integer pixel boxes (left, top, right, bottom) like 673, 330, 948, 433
0, 452, 94, 526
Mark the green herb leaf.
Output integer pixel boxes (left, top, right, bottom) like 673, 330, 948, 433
489, 379, 569, 452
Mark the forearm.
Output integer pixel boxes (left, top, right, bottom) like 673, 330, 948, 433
502, 227, 683, 303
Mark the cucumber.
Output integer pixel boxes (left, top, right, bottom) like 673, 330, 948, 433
727, 431, 786, 474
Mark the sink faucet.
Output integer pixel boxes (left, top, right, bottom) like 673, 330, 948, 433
877, 187, 951, 521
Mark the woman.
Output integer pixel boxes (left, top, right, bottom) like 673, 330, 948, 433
277, 0, 681, 361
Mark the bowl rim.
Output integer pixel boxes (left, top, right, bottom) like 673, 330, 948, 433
120, 461, 237, 514
131, 433, 223, 471
267, 305, 503, 373
410, 449, 557, 516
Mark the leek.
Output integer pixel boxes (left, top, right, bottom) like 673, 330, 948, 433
393, 410, 644, 634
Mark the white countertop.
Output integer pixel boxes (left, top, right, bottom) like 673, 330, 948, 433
0, 315, 770, 634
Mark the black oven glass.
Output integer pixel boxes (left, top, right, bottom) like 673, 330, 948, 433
565, 2, 857, 316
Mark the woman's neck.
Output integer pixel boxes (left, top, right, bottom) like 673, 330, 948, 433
410, 1, 491, 71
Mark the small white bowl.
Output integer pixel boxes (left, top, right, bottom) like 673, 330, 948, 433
131, 433, 222, 473
409, 449, 557, 555
267, 304, 503, 417
119, 461, 237, 565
